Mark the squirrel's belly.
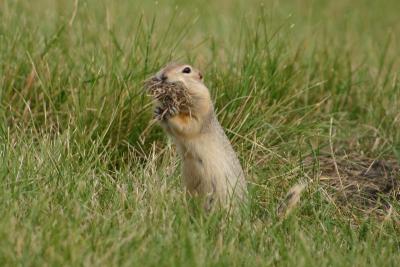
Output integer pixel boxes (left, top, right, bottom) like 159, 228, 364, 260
179, 137, 244, 201
182, 156, 209, 195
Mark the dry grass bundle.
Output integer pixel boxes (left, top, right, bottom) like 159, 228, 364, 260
144, 77, 193, 117
305, 154, 400, 213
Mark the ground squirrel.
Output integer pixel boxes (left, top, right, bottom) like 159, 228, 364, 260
145, 63, 247, 210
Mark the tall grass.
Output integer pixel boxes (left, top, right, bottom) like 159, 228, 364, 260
0, 0, 399, 266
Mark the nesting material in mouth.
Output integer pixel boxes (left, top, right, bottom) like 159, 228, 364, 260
144, 77, 193, 114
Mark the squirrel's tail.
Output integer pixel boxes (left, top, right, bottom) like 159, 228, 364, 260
276, 183, 307, 219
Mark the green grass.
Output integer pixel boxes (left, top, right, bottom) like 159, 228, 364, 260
0, 0, 399, 266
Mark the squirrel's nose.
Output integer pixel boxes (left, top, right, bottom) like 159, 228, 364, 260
160, 73, 168, 82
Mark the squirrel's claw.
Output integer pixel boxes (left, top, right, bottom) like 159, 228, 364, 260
154, 106, 164, 120
154, 106, 179, 121
169, 106, 179, 117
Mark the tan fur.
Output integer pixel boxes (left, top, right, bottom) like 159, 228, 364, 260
153, 63, 247, 210
277, 183, 306, 219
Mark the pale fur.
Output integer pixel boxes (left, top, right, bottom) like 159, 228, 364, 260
277, 183, 306, 219
154, 63, 247, 210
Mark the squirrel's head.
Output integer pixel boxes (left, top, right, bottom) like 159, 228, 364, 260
156, 63, 203, 84
150, 63, 213, 115
155, 63, 210, 99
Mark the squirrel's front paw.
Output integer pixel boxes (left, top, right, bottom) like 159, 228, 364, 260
168, 106, 179, 117
154, 106, 179, 121
154, 106, 165, 120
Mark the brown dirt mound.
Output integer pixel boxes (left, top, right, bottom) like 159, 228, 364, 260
305, 154, 400, 213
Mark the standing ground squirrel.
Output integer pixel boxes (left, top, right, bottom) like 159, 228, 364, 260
145, 63, 247, 210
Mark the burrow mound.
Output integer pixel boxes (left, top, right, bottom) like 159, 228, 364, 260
304, 153, 399, 214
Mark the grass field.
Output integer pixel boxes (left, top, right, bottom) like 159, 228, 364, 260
1, 0, 400, 266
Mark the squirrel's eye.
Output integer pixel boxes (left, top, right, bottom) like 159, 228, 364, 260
182, 67, 191, 74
